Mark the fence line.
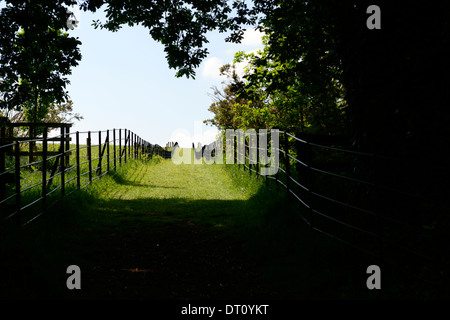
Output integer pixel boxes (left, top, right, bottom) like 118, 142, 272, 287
231, 129, 449, 290
2, 125, 448, 291
0, 128, 170, 228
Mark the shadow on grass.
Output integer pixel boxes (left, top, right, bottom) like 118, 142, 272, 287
108, 170, 184, 189
0, 186, 384, 301
1, 163, 435, 300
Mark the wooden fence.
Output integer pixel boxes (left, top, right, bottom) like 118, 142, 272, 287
0, 122, 73, 164
0, 127, 170, 228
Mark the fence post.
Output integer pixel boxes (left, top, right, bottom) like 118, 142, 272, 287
131, 132, 136, 159
76, 131, 80, 189
128, 130, 131, 160
98, 130, 102, 178
113, 129, 116, 170
130, 132, 133, 159
65, 126, 70, 167
60, 127, 65, 196
14, 141, 21, 226
87, 131, 92, 184
119, 129, 122, 165
130, 130, 132, 160
137, 136, 140, 159
133, 133, 135, 159
124, 129, 128, 164
107, 130, 110, 173
134, 132, 137, 159
123, 129, 128, 163
42, 130, 47, 213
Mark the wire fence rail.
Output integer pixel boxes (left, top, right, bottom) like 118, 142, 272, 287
228, 129, 450, 292
0, 126, 170, 228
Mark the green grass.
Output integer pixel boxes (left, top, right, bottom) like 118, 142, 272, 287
2, 153, 437, 300
1, 141, 153, 224
1, 156, 278, 299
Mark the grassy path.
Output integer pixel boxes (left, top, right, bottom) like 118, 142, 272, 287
1, 156, 383, 301
95, 158, 256, 227
1, 157, 293, 300
82, 158, 272, 238
76, 159, 278, 299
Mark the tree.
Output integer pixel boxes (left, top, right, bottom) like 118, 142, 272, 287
205, 32, 349, 136
232, 33, 349, 135
0, 99, 83, 136
12, 0, 447, 175
80, 0, 257, 79
204, 63, 267, 131
0, 0, 82, 122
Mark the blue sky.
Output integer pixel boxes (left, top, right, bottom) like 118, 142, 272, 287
65, 6, 263, 147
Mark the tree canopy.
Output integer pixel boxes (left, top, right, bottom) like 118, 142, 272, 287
80, 0, 257, 79
0, 1, 83, 160
204, 40, 349, 136
2, 0, 448, 160
0, 0, 82, 122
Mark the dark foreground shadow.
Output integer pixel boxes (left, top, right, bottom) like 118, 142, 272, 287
0, 182, 288, 300
1, 172, 447, 300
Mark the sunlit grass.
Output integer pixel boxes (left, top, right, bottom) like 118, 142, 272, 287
1, 141, 154, 223
76, 156, 265, 232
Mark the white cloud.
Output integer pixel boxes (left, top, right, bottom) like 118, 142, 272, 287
241, 28, 264, 47
233, 61, 247, 79
202, 57, 227, 80
202, 29, 264, 81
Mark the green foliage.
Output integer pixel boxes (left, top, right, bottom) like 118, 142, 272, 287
205, 30, 349, 135
204, 64, 264, 131
0, 1, 82, 120
234, 1, 350, 135
1, 100, 84, 137
81, 0, 257, 79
